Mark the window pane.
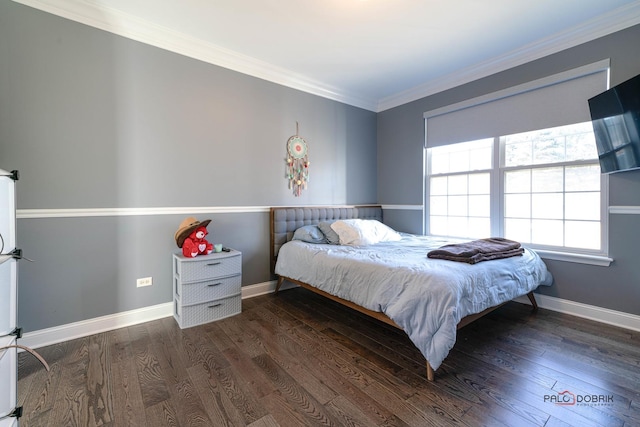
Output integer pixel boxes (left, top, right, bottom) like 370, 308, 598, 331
504, 140, 532, 167
469, 146, 492, 170
430, 216, 448, 236
469, 173, 490, 194
450, 151, 470, 173
505, 218, 531, 243
566, 221, 600, 250
532, 219, 564, 246
533, 137, 565, 164
448, 217, 469, 237
505, 194, 530, 218
505, 170, 530, 193
566, 128, 598, 161
469, 195, 490, 217
504, 122, 598, 167
448, 175, 468, 195
532, 193, 563, 219
429, 196, 447, 215
565, 165, 600, 192
468, 217, 490, 238
431, 152, 450, 174
532, 167, 563, 193
430, 176, 448, 195
429, 138, 493, 174
448, 196, 468, 216
566, 192, 600, 221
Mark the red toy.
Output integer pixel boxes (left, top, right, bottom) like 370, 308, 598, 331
182, 225, 213, 258
174, 217, 213, 258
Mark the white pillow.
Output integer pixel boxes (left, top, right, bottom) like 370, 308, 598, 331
330, 219, 402, 246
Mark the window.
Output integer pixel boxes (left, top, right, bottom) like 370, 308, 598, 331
428, 139, 493, 239
503, 122, 601, 251
423, 61, 611, 263
427, 122, 606, 254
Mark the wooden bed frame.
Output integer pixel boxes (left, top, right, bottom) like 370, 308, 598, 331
270, 206, 538, 381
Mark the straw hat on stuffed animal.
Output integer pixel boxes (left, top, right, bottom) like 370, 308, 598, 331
174, 217, 211, 248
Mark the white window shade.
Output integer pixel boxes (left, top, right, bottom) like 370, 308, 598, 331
424, 60, 610, 148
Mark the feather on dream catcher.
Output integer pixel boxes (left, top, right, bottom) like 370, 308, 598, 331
285, 122, 310, 197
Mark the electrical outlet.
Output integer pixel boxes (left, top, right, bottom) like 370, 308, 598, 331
137, 277, 152, 287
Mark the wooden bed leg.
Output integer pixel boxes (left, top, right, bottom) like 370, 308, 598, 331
527, 291, 539, 311
275, 276, 284, 295
426, 361, 434, 381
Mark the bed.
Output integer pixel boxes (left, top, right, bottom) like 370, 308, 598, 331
270, 205, 552, 380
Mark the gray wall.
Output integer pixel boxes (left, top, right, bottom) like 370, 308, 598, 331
0, 2, 377, 331
378, 24, 640, 316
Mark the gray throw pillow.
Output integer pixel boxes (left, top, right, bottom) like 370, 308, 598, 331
292, 225, 328, 244
318, 221, 340, 245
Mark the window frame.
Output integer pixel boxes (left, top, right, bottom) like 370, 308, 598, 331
424, 134, 612, 266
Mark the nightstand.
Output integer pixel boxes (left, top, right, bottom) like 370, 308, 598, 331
172, 249, 242, 328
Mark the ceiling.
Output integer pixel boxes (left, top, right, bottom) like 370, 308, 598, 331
15, 0, 640, 111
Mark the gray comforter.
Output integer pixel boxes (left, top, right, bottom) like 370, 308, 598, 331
275, 233, 553, 370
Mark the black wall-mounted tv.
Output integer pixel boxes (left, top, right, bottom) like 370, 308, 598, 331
588, 73, 640, 174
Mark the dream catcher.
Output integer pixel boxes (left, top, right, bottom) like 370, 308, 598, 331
285, 122, 310, 197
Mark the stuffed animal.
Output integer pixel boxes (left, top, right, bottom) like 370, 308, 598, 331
174, 217, 213, 258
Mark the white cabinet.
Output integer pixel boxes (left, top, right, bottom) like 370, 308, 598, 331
173, 250, 242, 328
0, 169, 20, 425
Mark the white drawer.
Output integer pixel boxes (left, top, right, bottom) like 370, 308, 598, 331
174, 252, 241, 283
175, 274, 241, 305
174, 295, 241, 328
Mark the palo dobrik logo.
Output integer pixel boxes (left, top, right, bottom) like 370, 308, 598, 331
544, 390, 576, 405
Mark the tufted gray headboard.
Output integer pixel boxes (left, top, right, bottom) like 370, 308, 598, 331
270, 205, 382, 272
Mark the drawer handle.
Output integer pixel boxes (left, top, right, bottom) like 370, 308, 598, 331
207, 282, 222, 287
206, 262, 221, 266
208, 303, 223, 308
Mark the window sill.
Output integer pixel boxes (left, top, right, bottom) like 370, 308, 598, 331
534, 249, 612, 267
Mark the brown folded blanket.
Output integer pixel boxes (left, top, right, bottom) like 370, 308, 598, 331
427, 237, 524, 264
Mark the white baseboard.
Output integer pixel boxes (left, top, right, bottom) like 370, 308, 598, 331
20, 280, 300, 350
514, 293, 640, 332
20, 302, 174, 350
21, 284, 639, 350
240, 279, 298, 299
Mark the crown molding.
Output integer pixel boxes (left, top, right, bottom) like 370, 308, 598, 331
12, 0, 378, 111
377, 2, 640, 112
13, 0, 640, 113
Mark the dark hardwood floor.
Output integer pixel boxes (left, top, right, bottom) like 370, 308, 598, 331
17, 287, 640, 426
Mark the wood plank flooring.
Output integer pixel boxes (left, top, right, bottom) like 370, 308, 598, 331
17, 288, 640, 426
